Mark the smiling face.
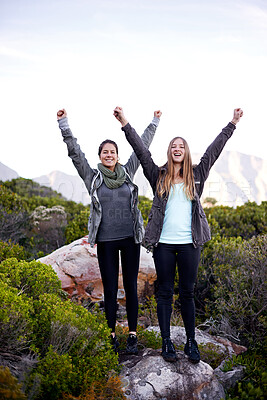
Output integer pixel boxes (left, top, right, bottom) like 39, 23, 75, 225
99, 143, 118, 171
170, 137, 185, 164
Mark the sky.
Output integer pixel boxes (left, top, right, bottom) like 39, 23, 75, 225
1, 0, 267, 179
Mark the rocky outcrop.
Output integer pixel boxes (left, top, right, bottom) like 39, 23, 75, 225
120, 349, 225, 400
146, 326, 247, 357
119, 326, 247, 400
38, 236, 156, 303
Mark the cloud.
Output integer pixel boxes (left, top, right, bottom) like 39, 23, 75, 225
0, 45, 38, 61
241, 3, 267, 29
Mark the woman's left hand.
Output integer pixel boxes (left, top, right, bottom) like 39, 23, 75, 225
231, 108, 243, 125
113, 106, 128, 127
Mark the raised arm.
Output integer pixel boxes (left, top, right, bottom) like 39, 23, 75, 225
113, 107, 161, 180
195, 108, 243, 187
57, 109, 95, 194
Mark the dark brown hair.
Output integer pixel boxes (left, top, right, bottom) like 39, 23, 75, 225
98, 139, 118, 156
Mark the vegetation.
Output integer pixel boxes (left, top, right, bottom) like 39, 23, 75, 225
224, 346, 267, 399
0, 258, 119, 399
0, 177, 266, 398
0, 366, 26, 400
0, 179, 89, 259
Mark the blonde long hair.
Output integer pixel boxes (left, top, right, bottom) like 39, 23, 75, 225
156, 136, 195, 200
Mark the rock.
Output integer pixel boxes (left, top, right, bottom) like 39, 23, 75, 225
214, 361, 246, 392
130, 326, 247, 400
38, 236, 156, 302
118, 327, 247, 399
146, 326, 247, 357
119, 348, 225, 400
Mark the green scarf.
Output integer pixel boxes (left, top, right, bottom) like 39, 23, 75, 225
98, 163, 126, 189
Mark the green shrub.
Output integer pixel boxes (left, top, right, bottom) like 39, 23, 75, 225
225, 345, 267, 399
196, 235, 267, 345
26, 293, 118, 397
0, 258, 63, 299
29, 347, 76, 400
204, 201, 267, 240
65, 209, 90, 244
198, 343, 225, 369
138, 196, 152, 227
0, 366, 26, 400
0, 185, 24, 212
0, 281, 34, 353
0, 240, 26, 262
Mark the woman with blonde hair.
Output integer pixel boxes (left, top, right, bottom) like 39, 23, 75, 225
114, 106, 243, 363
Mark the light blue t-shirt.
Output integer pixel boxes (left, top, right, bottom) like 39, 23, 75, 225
159, 183, 192, 244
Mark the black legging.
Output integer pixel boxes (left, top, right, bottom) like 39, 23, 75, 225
97, 237, 140, 332
153, 243, 201, 339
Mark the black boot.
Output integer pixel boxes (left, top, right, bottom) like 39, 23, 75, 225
161, 337, 177, 362
126, 333, 138, 355
111, 335, 119, 354
184, 337, 200, 363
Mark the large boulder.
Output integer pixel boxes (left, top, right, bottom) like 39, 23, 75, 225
119, 326, 247, 400
120, 349, 225, 400
38, 236, 156, 302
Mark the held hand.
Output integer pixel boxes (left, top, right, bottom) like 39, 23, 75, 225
57, 109, 67, 120
231, 108, 243, 125
154, 110, 162, 118
113, 106, 128, 127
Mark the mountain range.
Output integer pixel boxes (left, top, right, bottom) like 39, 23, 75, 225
1, 151, 266, 207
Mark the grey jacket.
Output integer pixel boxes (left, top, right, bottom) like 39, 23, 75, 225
122, 121, 236, 250
59, 119, 159, 247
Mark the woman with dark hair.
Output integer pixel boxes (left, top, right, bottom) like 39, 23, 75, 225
57, 107, 162, 354
114, 106, 243, 363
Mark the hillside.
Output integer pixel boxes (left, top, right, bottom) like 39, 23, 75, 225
1, 151, 266, 206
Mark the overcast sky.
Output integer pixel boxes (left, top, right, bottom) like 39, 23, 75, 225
1, 0, 267, 179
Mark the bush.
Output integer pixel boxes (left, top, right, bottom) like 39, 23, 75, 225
0, 258, 63, 300
138, 196, 152, 227
225, 345, 267, 400
0, 240, 26, 262
65, 209, 90, 244
28, 293, 118, 397
204, 201, 267, 240
0, 366, 26, 400
196, 235, 267, 345
61, 374, 126, 400
0, 281, 34, 353
29, 347, 76, 400
0, 257, 119, 399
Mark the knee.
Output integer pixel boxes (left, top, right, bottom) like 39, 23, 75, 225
157, 283, 173, 303
103, 286, 117, 300
179, 285, 194, 300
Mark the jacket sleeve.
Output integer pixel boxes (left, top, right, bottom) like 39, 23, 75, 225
122, 122, 160, 192
196, 122, 236, 184
59, 122, 95, 195
123, 119, 159, 180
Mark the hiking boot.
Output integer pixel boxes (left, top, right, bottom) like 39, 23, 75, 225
126, 334, 138, 355
161, 338, 177, 362
184, 337, 200, 363
111, 335, 119, 354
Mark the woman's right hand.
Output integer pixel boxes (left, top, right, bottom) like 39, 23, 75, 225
57, 108, 67, 120
154, 110, 162, 118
